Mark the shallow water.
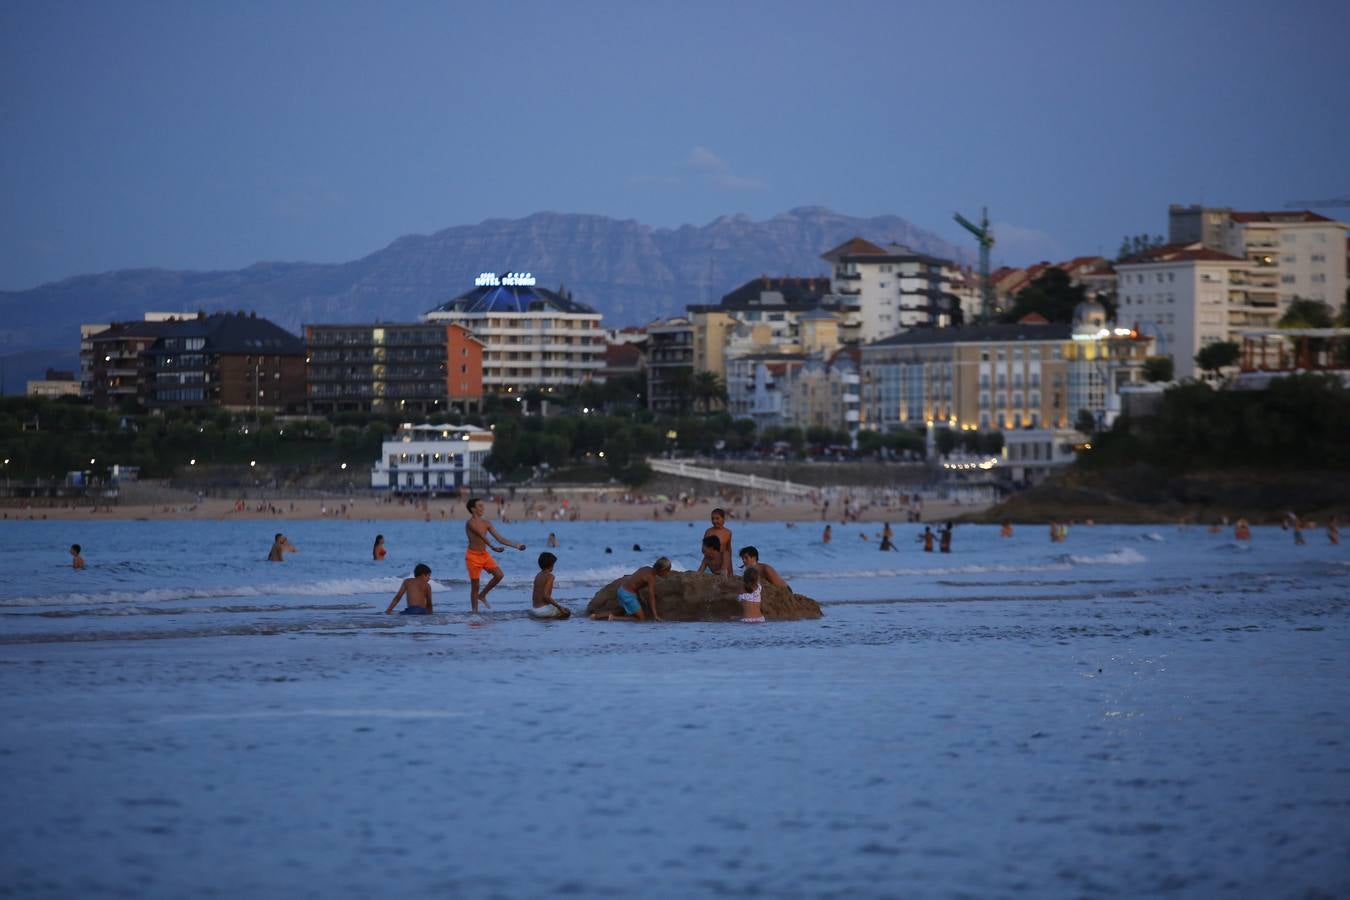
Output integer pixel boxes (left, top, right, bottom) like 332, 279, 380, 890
1, 519, 1347, 898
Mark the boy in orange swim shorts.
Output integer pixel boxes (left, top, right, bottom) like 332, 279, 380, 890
464, 497, 525, 612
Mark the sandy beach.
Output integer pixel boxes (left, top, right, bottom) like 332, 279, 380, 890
2, 489, 985, 524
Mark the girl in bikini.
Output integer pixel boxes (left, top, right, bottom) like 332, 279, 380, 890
738, 567, 765, 624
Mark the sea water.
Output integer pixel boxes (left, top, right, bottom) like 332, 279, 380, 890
0, 519, 1347, 898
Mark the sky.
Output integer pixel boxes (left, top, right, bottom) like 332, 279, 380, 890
2, 0, 1348, 291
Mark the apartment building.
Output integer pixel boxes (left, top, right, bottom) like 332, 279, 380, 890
645, 317, 694, 414
83, 312, 305, 412
423, 275, 603, 394
779, 349, 862, 438
306, 323, 482, 416
1115, 244, 1253, 379
725, 352, 807, 428
822, 238, 964, 342
1169, 205, 1347, 310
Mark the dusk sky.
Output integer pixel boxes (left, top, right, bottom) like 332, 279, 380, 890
3, 0, 1348, 291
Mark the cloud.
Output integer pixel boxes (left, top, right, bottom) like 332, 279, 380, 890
626, 147, 765, 192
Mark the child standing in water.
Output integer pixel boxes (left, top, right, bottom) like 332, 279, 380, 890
738, 567, 765, 623
70, 544, 85, 569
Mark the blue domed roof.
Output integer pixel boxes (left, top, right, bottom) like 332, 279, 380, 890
426, 279, 598, 316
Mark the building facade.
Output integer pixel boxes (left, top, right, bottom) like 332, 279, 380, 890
306, 323, 481, 416
822, 238, 964, 342
645, 317, 694, 414
82, 313, 305, 412
1115, 244, 1253, 380
1170, 205, 1348, 311
780, 350, 862, 438
859, 316, 1151, 434
423, 274, 604, 394
370, 423, 493, 494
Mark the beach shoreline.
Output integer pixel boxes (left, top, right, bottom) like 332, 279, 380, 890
0, 493, 982, 524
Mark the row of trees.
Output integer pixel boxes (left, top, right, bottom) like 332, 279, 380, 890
1082, 374, 1350, 472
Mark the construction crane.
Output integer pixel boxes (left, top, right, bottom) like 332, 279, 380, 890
1283, 193, 1350, 209
954, 207, 995, 321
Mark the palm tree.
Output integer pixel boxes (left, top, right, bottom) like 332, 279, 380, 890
692, 371, 727, 413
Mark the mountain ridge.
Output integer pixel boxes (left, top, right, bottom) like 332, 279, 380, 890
0, 207, 971, 390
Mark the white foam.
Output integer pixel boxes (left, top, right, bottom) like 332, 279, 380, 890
1063, 547, 1147, 566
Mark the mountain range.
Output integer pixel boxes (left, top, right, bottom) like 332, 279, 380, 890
0, 206, 971, 391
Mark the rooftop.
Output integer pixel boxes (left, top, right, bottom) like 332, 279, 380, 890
865, 322, 1073, 349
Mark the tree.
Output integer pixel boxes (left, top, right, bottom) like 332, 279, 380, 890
999, 267, 1087, 324
691, 371, 727, 413
1278, 298, 1334, 329
1142, 356, 1174, 383
935, 428, 957, 457
1194, 341, 1240, 378
1074, 409, 1098, 435
1117, 233, 1166, 261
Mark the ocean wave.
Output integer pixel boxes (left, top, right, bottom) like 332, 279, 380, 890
792, 561, 1076, 579
0, 577, 405, 608
1061, 547, 1147, 566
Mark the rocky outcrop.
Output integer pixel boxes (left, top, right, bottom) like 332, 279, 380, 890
586, 571, 823, 622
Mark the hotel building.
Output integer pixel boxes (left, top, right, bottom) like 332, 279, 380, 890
423, 274, 604, 394
860, 307, 1150, 433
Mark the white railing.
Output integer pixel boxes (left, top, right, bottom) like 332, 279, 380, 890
645, 458, 815, 496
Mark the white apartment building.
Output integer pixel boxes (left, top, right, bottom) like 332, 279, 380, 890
1170, 205, 1347, 312
370, 423, 493, 494
1226, 211, 1347, 309
423, 274, 604, 394
1116, 244, 1251, 380
822, 238, 964, 343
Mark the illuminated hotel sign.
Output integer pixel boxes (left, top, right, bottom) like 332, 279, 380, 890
475, 272, 537, 287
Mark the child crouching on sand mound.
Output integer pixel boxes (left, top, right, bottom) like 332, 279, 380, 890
593, 557, 671, 622
738, 567, 765, 623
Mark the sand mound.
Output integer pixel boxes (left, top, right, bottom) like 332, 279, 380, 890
586, 570, 823, 621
